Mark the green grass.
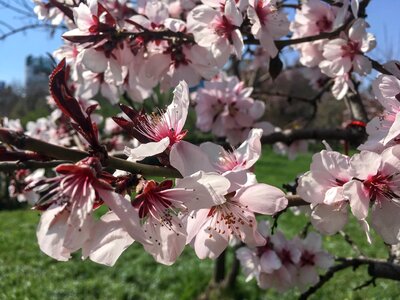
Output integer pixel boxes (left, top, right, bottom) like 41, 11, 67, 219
0, 149, 399, 300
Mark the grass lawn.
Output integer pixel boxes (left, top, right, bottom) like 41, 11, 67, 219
0, 148, 399, 300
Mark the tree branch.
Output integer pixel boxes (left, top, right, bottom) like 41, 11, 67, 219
0, 23, 62, 41
368, 56, 394, 76
0, 160, 70, 171
0, 128, 181, 178
261, 127, 365, 145
0, 128, 363, 177
300, 257, 400, 300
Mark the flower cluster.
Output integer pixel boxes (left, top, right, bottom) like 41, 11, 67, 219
30, 0, 291, 104
26, 74, 288, 266
291, 0, 375, 99
360, 70, 400, 152
297, 144, 400, 244
2, 0, 397, 295
194, 73, 274, 145
237, 221, 333, 292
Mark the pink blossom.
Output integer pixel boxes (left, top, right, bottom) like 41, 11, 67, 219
31, 157, 147, 263
194, 73, 274, 145
144, 41, 218, 89
33, 0, 65, 25
169, 142, 287, 259
123, 81, 189, 161
293, 232, 334, 290
26, 116, 71, 147
2, 117, 23, 132
9, 169, 45, 205
92, 171, 230, 265
199, 128, 263, 173
187, 0, 244, 67
290, 0, 337, 67
247, 0, 290, 58
237, 221, 300, 292
63, 0, 107, 37
185, 183, 287, 259
359, 75, 400, 152
343, 146, 400, 244
297, 149, 351, 235
319, 19, 376, 77
127, 172, 230, 265
237, 222, 333, 292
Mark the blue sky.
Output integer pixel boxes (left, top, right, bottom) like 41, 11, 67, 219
0, 0, 399, 85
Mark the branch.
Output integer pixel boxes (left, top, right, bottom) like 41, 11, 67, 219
0, 128, 181, 178
214, 250, 226, 284
261, 127, 365, 145
0, 0, 35, 17
3, 128, 361, 178
0, 23, 61, 41
300, 257, 400, 300
345, 90, 369, 123
0, 160, 70, 171
286, 195, 309, 207
368, 56, 394, 76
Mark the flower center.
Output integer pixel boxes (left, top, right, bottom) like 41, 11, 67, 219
214, 16, 236, 39
341, 41, 360, 60
278, 248, 295, 265
363, 172, 397, 204
205, 197, 253, 239
136, 111, 187, 146
255, 0, 275, 26
316, 16, 333, 33
300, 250, 315, 266
217, 149, 246, 171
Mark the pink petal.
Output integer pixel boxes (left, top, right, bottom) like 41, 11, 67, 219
82, 49, 108, 73
82, 212, 134, 266
193, 222, 229, 259
97, 189, 149, 245
235, 128, 263, 170
36, 203, 71, 261
124, 137, 170, 162
224, 0, 242, 26
166, 81, 189, 133
260, 250, 282, 273
311, 203, 348, 235
371, 200, 400, 244
142, 221, 187, 265
344, 181, 370, 220
170, 141, 215, 176
185, 208, 210, 244
349, 151, 381, 179
175, 171, 230, 210
235, 183, 288, 215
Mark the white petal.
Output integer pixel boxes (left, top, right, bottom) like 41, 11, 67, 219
124, 137, 170, 162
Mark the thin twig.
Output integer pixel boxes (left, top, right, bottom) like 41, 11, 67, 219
300, 257, 400, 299
338, 230, 364, 256
0, 23, 61, 41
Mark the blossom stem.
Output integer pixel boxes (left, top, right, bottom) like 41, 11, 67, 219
0, 128, 181, 178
